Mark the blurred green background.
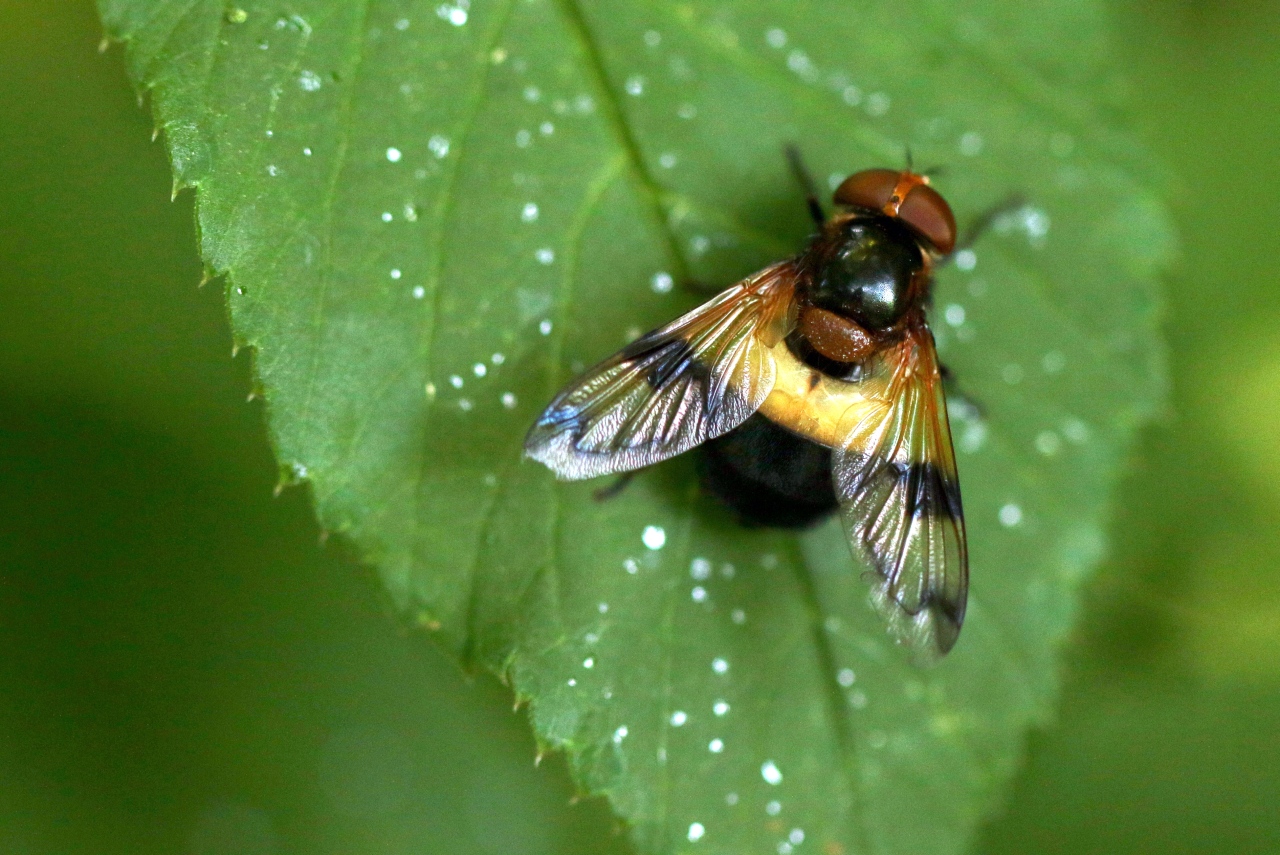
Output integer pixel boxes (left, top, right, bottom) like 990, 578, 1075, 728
0, 2, 1276, 853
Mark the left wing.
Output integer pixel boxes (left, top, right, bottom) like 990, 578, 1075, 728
831, 320, 969, 657
525, 262, 797, 480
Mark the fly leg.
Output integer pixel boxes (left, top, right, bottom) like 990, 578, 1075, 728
593, 471, 637, 502
940, 194, 1028, 265
939, 362, 986, 421
785, 144, 827, 227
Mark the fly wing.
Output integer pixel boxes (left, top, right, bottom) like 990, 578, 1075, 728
831, 320, 968, 657
525, 262, 797, 480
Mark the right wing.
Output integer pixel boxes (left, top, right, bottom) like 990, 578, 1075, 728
831, 321, 969, 657
524, 262, 798, 480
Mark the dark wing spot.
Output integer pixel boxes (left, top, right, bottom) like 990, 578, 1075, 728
904, 461, 963, 523
808, 371, 821, 390
619, 335, 714, 393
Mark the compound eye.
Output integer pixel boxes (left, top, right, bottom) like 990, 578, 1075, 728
898, 183, 956, 255
833, 169, 901, 211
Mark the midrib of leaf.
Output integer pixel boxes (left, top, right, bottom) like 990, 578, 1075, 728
786, 536, 870, 850
461, 152, 626, 667
300, 1, 368, 433
414, 0, 518, 636
646, 0, 901, 160
558, 0, 692, 282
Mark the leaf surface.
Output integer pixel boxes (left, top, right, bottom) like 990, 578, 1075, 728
98, 1, 1173, 852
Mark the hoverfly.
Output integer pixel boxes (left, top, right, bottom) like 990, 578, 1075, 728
525, 153, 970, 657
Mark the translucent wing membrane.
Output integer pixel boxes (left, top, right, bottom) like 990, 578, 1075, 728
832, 322, 968, 657
525, 263, 797, 480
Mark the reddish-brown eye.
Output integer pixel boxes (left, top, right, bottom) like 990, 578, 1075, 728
897, 183, 956, 255
833, 168, 902, 212
833, 169, 958, 255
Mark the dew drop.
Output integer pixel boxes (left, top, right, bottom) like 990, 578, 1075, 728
766, 800, 782, 816
473, 362, 487, 377
677, 102, 697, 119
842, 85, 863, 106
837, 668, 856, 687
1001, 363, 1025, 385
390, 268, 402, 279
708, 738, 724, 753
730, 609, 746, 625
643, 29, 661, 47
711, 657, 729, 675
789, 829, 805, 845
658, 152, 677, 169
651, 271, 674, 293
691, 586, 708, 603
999, 503, 1023, 527
765, 27, 787, 48
690, 557, 712, 580
1042, 350, 1066, 374
298, 70, 322, 91
501, 392, 517, 409
642, 525, 666, 550
381, 211, 394, 222
623, 558, 639, 575
786, 49, 816, 79
515, 129, 532, 148
625, 75, 646, 96
944, 304, 965, 326
523, 85, 541, 102
385, 146, 402, 162
1022, 207, 1051, 239
1062, 417, 1090, 444
535, 248, 555, 265
394, 17, 410, 30
427, 135, 450, 158
761, 759, 783, 785
959, 131, 984, 156
412, 286, 426, 299
457, 398, 473, 412
303, 146, 312, 156
866, 91, 891, 115
713, 700, 729, 716
437, 4, 468, 26
538, 319, 552, 335
687, 823, 705, 843
226, 7, 248, 23
583, 657, 595, 669
955, 249, 977, 271
613, 725, 628, 744
670, 710, 688, 726
1035, 430, 1062, 456
521, 202, 539, 222
449, 375, 464, 389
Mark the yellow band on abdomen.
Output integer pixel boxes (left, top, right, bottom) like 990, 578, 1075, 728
757, 339, 890, 449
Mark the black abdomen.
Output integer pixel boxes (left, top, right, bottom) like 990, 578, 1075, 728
697, 413, 838, 528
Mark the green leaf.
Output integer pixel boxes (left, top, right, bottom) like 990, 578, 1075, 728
98, 1, 1173, 852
